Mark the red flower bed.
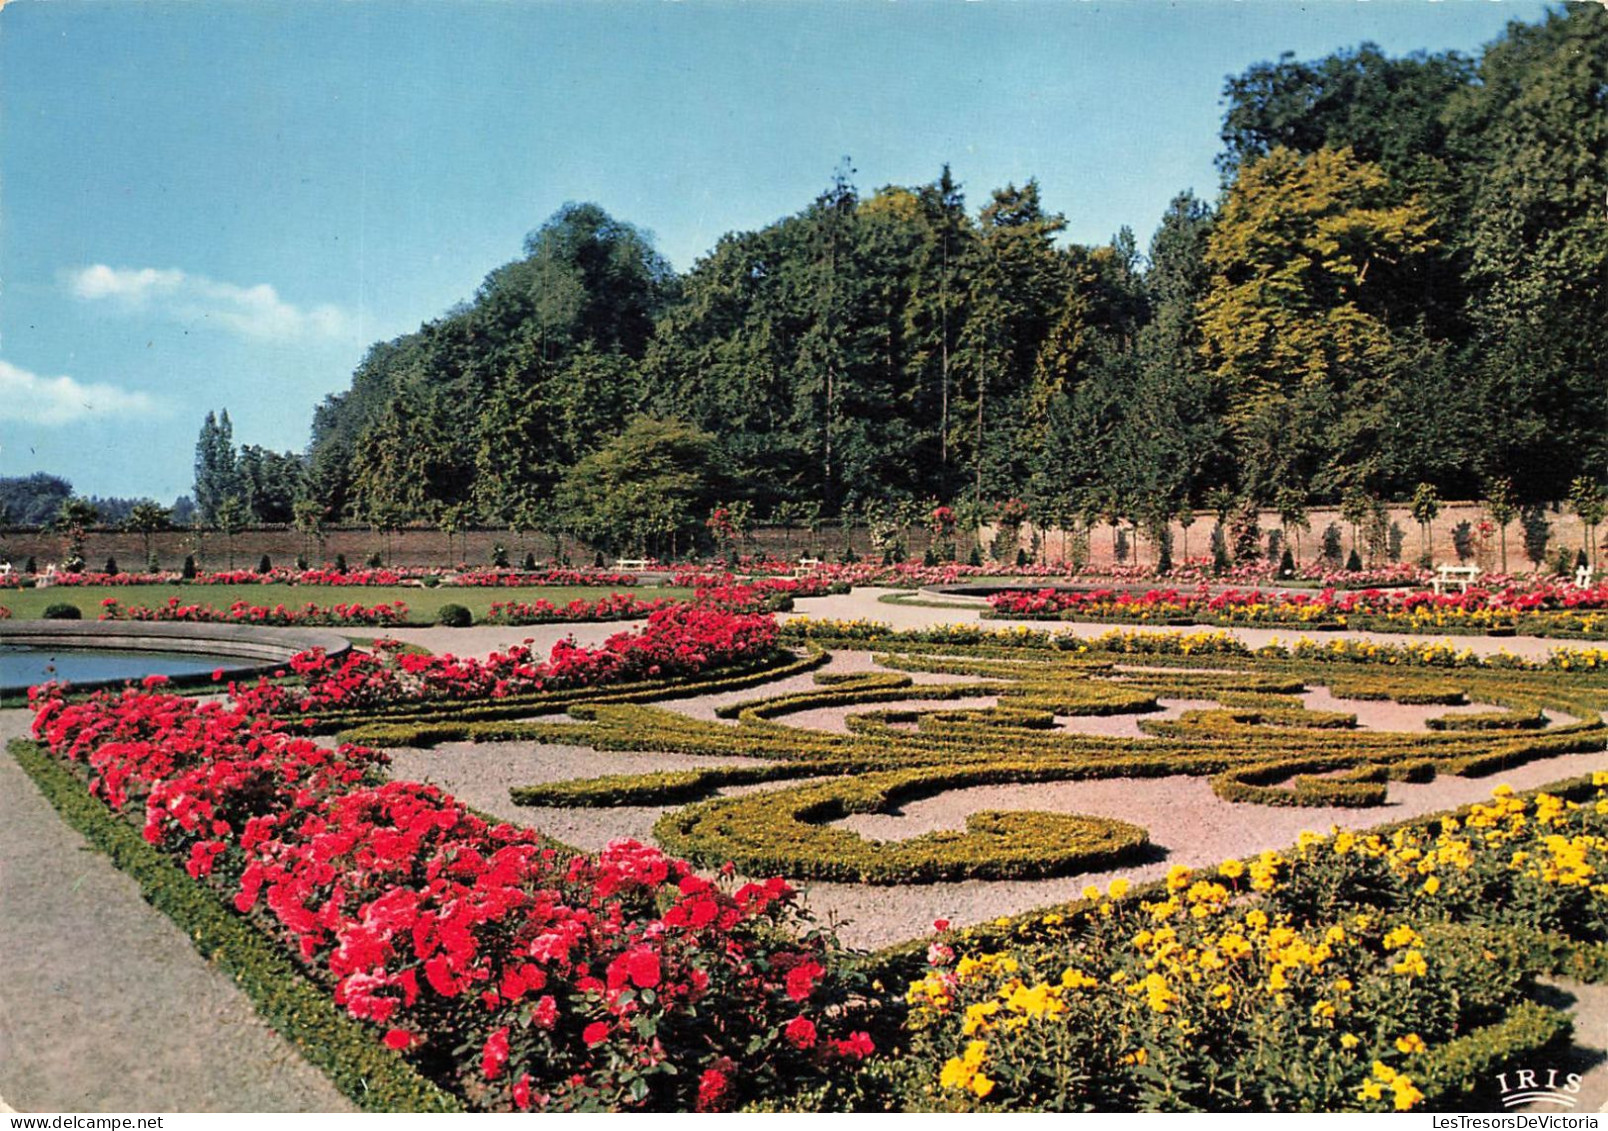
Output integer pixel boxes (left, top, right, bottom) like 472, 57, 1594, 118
97, 596, 409, 627
30, 680, 870, 1110
484, 592, 671, 626
263, 605, 780, 713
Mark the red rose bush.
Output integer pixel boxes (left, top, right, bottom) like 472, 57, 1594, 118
29, 625, 872, 1110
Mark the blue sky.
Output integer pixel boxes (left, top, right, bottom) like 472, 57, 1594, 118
0, 0, 1552, 505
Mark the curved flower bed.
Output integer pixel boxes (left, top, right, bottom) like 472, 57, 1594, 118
97, 595, 409, 628
987, 584, 1608, 638
893, 779, 1608, 1111
28, 657, 873, 1111
255, 605, 781, 714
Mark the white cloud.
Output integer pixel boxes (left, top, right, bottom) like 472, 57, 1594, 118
66, 264, 353, 342
0, 359, 162, 425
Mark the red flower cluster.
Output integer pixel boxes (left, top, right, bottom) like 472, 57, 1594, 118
97, 596, 409, 627
257, 605, 779, 714
30, 679, 872, 1111
483, 592, 671, 626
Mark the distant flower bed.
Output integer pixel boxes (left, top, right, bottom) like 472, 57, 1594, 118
986, 583, 1608, 638
97, 595, 409, 627
484, 593, 673, 626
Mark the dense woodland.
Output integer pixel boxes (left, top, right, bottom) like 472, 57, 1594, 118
185, 8, 1604, 555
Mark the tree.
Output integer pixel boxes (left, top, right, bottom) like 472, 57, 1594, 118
292, 499, 327, 566
1275, 488, 1310, 564
0, 473, 73, 527
552, 417, 717, 558
1339, 487, 1371, 563
1197, 147, 1436, 500
51, 497, 100, 571
123, 501, 172, 569
1568, 477, 1606, 573
193, 410, 241, 524
215, 495, 249, 570
1409, 482, 1441, 566
1483, 476, 1518, 575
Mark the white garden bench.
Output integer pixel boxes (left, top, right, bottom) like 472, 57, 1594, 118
794, 556, 822, 577
616, 558, 650, 572
0, 561, 11, 580
1431, 564, 1481, 595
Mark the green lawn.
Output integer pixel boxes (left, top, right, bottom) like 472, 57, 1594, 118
0, 584, 692, 625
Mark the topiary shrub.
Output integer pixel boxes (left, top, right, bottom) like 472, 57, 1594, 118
1279, 547, 1295, 577
257, 554, 272, 574
436, 603, 472, 628
103, 557, 119, 576
335, 553, 348, 573
24, 556, 37, 574
296, 554, 309, 571
181, 554, 197, 579
523, 552, 537, 571
43, 602, 82, 620
490, 543, 509, 568
968, 545, 983, 567
146, 552, 161, 573
1346, 548, 1364, 572
366, 551, 383, 568
594, 551, 606, 568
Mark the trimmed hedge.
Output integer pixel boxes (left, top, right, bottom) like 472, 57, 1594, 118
8, 739, 463, 1113
654, 764, 1151, 883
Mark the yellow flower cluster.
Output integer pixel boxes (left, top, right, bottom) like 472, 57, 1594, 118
939, 1040, 996, 1098
1358, 1060, 1425, 1111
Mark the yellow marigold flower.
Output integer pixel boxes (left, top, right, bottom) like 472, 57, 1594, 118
1341, 1034, 1361, 1049
1219, 858, 1245, 880
1083, 884, 1103, 901
1373, 1061, 1398, 1083
1298, 830, 1325, 852
1119, 1048, 1148, 1066
1383, 925, 1422, 951
1392, 1076, 1424, 1111
1421, 876, 1441, 896
1061, 968, 1098, 990
1357, 1080, 1384, 1102
1392, 950, 1428, 978
963, 1040, 988, 1067
1109, 878, 1131, 899
1266, 965, 1289, 992
971, 1073, 996, 1099
1592, 771, 1608, 788
1395, 1033, 1427, 1055
1245, 909, 1269, 932
1333, 977, 1353, 995
1167, 864, 1192, 892
1312, 999, 1336, 1021
939, 1058, 969, 1089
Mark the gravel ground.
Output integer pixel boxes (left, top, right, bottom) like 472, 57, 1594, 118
0, 709, 351, 1113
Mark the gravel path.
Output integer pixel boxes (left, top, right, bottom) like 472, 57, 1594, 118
0, 709, 351, 1113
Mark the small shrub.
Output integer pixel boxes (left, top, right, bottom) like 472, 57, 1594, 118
1346, 548, 1364, 572
103, 556, 119, 576
923, 547, 940, 567
1279, 547, 1296, 577
335, 553, 348, 573
257, 554, 272, 574
43, 602, 82, 620
147, 552, 161, 573
366, 551, 383, 568
594, 551, 606, 568
968, 545, 983, 567
436, 603, 472, 628
422, 575, 440, 589
24, 556, 37, 574
296, 554, 309, 571
490, 543, 509, 568
181, 554, 197, 580
523, 552, 537, 571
